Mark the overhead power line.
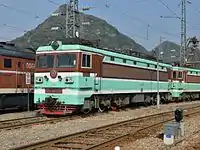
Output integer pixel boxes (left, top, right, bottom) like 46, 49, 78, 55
105, 1, 180, 39
2, 24, 28, 32
47, 0, 61, 6
157, 0, 180, 18
158, 0, 200, 31
0, 3, 39, 19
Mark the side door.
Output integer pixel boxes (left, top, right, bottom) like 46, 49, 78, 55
17, 61, 25, 92
167, 68, 172, 90
93, 54, 103, 92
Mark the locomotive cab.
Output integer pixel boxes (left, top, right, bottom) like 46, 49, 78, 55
34, 40, 102, 115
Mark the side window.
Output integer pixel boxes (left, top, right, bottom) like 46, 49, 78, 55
4, 58, 12, 68
173, 71, 176, 79
111, 56, 115, 61
178, 72, 182, 78
123, 59, 126, 63
82, 53, 91, 68
18, 62, 21, 68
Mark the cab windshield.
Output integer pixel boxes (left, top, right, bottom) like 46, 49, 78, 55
56, 53, 76, 68
36, 53, 77, 68
36, 55, 54, 68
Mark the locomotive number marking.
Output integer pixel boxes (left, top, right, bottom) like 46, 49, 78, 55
26, 63, 35, 69
26, 72, 31, 85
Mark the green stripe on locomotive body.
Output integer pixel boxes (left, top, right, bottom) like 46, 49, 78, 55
100, 79, 169, 93
34, 78, 169, 105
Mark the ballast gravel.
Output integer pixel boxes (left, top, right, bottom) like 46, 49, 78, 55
0, 101, 200, 150
121, 108, 200, 150
0, 111, 36, 121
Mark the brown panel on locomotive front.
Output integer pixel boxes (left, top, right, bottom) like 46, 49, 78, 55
187, 75, 200, 83
78, 52, 95, 73
102, 62, 168, 81
93, 55, 103, 77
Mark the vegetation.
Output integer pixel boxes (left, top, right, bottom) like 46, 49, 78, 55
10, 4, 187, 65
11, 4, 147, 54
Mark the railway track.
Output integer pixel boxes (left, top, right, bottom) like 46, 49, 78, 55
10, 105, 200, 150
0, 116, 51, 130
0, 111, 99, 130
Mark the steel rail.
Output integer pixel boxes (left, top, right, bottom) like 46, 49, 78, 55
0, 112, 98, 130
10, 105, 200, 150
0, 116, 49, 130
0, 116, 40, 123
86, 109, 200, 150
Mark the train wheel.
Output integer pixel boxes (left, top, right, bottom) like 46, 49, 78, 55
98, 99, 109, 113
98, 104, 106, 113
151, 98, 156, 105
143, 99, 149, 107
81, 108, 91, 114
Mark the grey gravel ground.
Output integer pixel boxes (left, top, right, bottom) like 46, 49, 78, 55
122, 107, 200, 150
0, 111, 37, 121
0, 101, 200, 150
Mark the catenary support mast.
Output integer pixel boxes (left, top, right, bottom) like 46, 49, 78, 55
180, 0, 187, 66
66, 0, 80, 38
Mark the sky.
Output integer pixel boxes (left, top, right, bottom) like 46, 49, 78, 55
0, 0, 200, 50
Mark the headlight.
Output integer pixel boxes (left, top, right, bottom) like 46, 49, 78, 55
35, 77, 43, 83
65, 77, 74, 84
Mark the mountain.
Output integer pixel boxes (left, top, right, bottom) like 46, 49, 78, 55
11, 4, 147, 54
153, 40, 200, 69
153, 41, 180, 63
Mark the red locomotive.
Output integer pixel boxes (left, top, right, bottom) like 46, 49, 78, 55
0, 42, 35, 111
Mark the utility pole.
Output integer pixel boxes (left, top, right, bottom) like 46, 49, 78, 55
51, 1, 94, 39
157, 36, 165, 109
180, 0, 187, 66
66, 0, 80, 38
160, 0, 191, 66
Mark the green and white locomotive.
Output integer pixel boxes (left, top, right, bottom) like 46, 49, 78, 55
34, 39, 200, 115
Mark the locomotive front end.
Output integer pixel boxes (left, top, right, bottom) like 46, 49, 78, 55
34, 41, 92, 115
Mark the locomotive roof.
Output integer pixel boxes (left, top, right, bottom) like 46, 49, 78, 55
37, 44, 170, 67
37, 43, 200, 72
0, 42, 35, 59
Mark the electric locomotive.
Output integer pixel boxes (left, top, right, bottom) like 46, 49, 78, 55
34, 39, 200, 116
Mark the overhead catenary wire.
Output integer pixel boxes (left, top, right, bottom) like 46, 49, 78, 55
1, 0, 200, 46
158, 0, 200, 31
0, 3, 39, 19
157, 0, 180, 18
2, 24, 28, 32
47, 0, 180, 40
105, 1, 180, 39
47, 0, 61, 6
